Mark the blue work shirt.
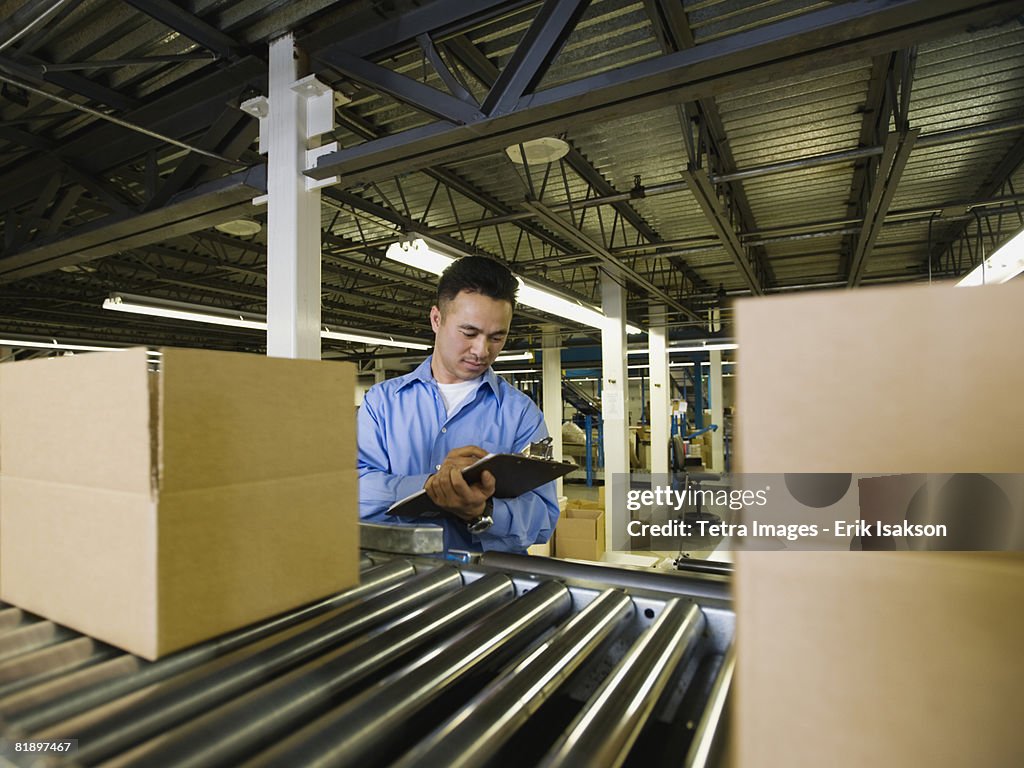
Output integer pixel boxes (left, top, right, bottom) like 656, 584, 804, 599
357, 356, 559, 553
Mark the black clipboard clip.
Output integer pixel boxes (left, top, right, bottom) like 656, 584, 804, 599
523, 437, 554, 460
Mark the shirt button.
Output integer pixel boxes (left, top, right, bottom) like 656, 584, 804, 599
441, 427, 447, 433
435, 464, 442, 471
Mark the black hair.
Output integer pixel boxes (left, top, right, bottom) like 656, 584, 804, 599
436, 255, 518, 309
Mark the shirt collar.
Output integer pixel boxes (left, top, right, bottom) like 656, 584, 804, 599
396, 355, 502, 402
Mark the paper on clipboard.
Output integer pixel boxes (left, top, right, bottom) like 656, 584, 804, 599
386, 452, 576, 518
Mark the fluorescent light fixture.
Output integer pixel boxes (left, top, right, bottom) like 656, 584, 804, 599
495, 350, 534, 362
956, 228, 1024, 286
495, 368, 539, 374
103, 294, 431, 350
385, 238, 457, 274
0, 337, 124, 353
321, 329, 430, 350
669, 342, 737, 353
385, 237, 643, 334
103, 295, 265, 330
628, 340, 737, 356
630, 361, 735, 370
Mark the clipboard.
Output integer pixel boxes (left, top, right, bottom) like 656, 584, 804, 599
386, 445, 576, 519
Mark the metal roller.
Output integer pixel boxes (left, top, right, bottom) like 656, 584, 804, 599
62, 565, 462, 765
539, 599, 706, 768
0, 609, 26, 633
392, 588, 635, 768
481, 552, 731, 602
103, 572, 516, 768
0, 638, 116, 698
0, 622, 75, 665
7, 559, 415, 735
245, 580, 573, 768
685, 644, 735, 768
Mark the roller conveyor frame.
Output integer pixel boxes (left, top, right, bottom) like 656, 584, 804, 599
0, 552, 734, 768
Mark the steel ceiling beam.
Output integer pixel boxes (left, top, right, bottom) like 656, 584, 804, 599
0, 166, 266, 282
928, 133, 1024, 273
0, 53, 138, 112
324, 51, 484, 124
480, 0, 590, 117
643, 0, 773, 289
0, 57, 265, 212
681, 166, 761, 294
523, 198, 702, 321
303, 0, 533, 61
121, 0, 241, 59
847, 129, 919, 287
309, 0, 1016, 185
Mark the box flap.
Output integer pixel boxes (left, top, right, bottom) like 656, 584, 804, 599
158, 349, 354, 492
0, 349, 152, 493
736, 282, 1024, 473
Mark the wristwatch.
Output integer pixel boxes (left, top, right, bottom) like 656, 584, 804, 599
467, 498, 494, 534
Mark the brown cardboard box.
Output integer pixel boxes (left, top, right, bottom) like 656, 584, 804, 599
0, 348, 358, 660
733, 282, 1024, 768
556, 501, 605, 561
735, 281, 1024, 473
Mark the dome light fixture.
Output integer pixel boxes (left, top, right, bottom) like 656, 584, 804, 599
504, 137, 570, 166
214, 218, 262, 237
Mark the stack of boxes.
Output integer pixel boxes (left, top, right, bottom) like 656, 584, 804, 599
732, 282, 1024, 767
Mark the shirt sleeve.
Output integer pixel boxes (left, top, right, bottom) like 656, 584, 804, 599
356, 386, 431, 522
473, 402, 561, 552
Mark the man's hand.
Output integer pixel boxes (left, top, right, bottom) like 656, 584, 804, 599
424, 446, 496, 522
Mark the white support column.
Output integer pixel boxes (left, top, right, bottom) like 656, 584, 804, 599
601, 272, 631, 552
541, 328, 564, 498
266, 33, 321, 360
709, 349, 725, 471
373, 357, 386, 385
648, 304, 670, 476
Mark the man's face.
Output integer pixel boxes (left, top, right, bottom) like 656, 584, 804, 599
430, 290, 513, 384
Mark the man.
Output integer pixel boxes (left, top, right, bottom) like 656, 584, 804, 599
357, 256, 560, 553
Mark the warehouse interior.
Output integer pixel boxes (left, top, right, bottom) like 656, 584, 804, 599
0, 1, 1022, 766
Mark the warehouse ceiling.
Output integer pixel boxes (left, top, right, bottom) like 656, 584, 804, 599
1, 0, 1022, 364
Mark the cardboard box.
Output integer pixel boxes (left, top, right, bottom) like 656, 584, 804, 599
733, 282, 1024, 767
0, 348, 358, 659
555, 501, 605, 561
735, 281, 1024, 473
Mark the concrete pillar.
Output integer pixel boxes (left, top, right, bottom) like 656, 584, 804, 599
710, 349, 725, 471
541, 328, 564, 498
648, 304, 670, 476
601, 272, 631, 551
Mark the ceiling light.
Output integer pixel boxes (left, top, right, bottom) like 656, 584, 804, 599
321, 328, 430, 350
495, 350, 534, 362
103, 294, 431, 350
504, 137, 571, 165
628, 340, 737, 355
0, 337, 125, 353
385, 237, 642, 334
214, 218, 262, 237
956, 228, 1024, 287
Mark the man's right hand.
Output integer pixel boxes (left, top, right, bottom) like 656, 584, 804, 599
424, 445, 495, 522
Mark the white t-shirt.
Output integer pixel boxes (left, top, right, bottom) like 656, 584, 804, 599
437, 379, 479, 416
